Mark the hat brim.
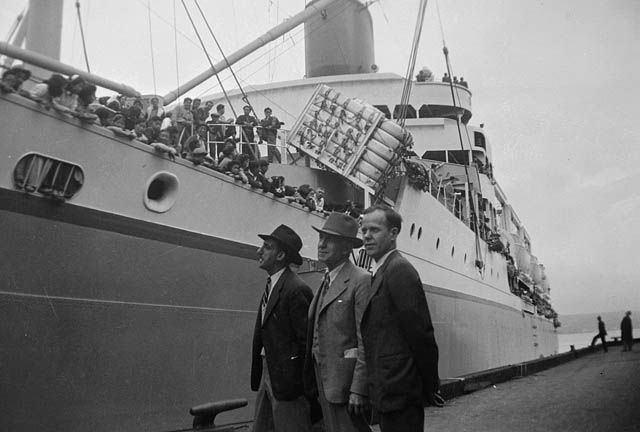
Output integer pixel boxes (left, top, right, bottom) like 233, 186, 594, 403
312, 226, 364, 248
258, 234, 303, 265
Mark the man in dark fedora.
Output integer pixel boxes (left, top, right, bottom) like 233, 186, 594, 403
251, 224, 313, 432
360, 204, 442, 432
304, 213, 372, 432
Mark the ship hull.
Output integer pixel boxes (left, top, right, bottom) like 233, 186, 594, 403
0, 190, 261, 431
0, 93, 557, 431
0, 189, 556, 431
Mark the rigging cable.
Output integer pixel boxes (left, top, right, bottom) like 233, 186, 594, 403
435, 0, 485, 272
1, 7, 26, 68
397, 0, 428, 128
192, 0, 356, 118
173, 0, 181, 98
3, 7, 25, 43
147, 0, 158, 95
180, 0, 237, 118
75, 1, 91, 73
192, 0, 256, 121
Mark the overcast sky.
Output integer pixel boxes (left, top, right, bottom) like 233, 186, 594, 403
2, 0, 639, 315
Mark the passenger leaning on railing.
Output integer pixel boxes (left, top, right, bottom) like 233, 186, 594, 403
0, 66, 31, 96
183, 123, 209, 159
28, 73, 67, 110
145, 116, 163, 143
133, 119, 150, 143
218, 138, 239, 171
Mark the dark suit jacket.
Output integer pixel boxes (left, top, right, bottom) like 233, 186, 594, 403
303, 261, 370, 403
361, 250, 439, 412
251, 267, 313, 401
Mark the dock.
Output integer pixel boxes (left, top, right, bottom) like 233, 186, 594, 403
415, 346, 640, 432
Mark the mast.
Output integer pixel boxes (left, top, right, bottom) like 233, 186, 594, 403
162, 0, 341, 105
25, 0, 64, 81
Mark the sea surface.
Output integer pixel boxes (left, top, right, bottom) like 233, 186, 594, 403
558, 328, 639, 353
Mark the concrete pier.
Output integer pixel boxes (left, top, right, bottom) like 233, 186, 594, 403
373, 344, 640, 432
414, 349, 640, 432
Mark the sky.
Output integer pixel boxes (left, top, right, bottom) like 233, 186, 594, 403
2, 0, 639, 315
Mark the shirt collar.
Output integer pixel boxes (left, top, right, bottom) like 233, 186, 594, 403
371, 249, 395, 276
268, 266, 287, 296
327, 261, 347, 285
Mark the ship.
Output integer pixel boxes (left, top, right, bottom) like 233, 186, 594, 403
0, 0, 559, 431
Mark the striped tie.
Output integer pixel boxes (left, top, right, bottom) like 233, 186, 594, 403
320, 272, 330, 295
318, 272, 330, 310
261, 277, 271, 323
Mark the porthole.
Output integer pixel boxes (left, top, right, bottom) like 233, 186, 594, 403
144, 171, 179, 213
417, 227, 422, 240
13, 152, 84, 200
410, 223, 415, 237
491, 268, 494, 276
464, 253, 467, 263
436, 237, 440, 249
451, 246, 455, 257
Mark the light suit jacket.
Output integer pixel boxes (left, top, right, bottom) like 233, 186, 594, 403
303, 260, 371, 404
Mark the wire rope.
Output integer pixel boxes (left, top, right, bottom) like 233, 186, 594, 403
396, 0, 427, 128
147, 0, 157, 95
75, 1, 91, 73
435, 0, 485, 273
180, 0, 237, 117
173, 0, 180, 98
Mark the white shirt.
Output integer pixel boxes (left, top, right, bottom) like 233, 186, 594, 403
327, 262, 347, 288
370, 248, 396, 276
265, 266, 286, 306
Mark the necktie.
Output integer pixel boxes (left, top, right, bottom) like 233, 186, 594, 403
261, 277, 271, 323
318, 272, 331, 310
320, 272, 330, 295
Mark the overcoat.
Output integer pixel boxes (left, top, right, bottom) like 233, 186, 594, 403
361, 250, 439, 412
251, 267, 313, 400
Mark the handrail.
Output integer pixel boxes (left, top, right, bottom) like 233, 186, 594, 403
0, 42, 141, 97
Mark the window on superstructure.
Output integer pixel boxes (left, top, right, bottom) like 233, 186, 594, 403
392, 104, 416, 119
13, 153, 84, 200
418, 104, 433, 118
474, 132, 486, 149
447, 150, 470, 165
422, 151, 446, 162
374, 105, 391, 119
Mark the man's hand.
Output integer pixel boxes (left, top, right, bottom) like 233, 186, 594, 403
347, 392, 368, 416
426, 391, 445, 407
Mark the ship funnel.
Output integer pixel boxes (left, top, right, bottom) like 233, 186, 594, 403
304, 0, 375, 78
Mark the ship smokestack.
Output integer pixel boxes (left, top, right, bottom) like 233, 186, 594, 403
304, 0, 375, 78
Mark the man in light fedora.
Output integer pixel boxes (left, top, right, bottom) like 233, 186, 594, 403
304, 212, 372, 432
251, 224, 313, 432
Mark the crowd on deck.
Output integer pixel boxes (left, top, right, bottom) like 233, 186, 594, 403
2, 66, 370, 216
413, 67, 469, 88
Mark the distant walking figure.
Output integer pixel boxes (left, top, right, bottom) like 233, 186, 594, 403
621, 311, 633, 352
591, 316, 608, 352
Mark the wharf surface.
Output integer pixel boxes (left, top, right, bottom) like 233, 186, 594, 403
381, 347, 640, 432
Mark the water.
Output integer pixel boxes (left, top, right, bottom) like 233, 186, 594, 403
558, 329, 638, 353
